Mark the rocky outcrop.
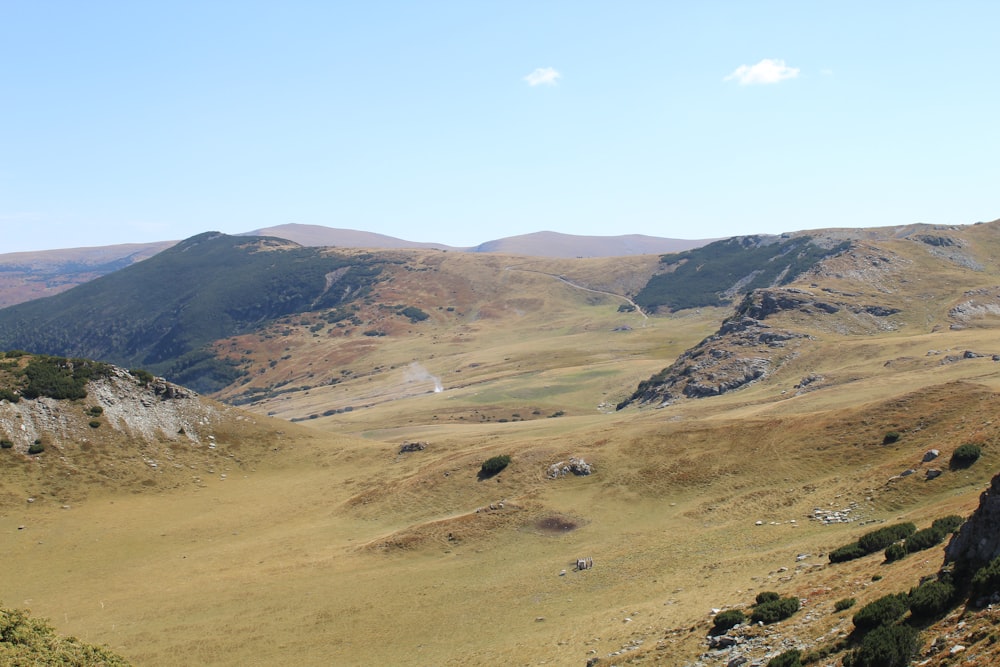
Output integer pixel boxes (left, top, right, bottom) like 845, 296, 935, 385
618, 292, 812, 408
547, 457, 592, 478
0, 366, 222, 454
945, 472, 1000, 570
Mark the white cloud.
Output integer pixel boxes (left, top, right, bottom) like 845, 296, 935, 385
523, 67, 560, 86
724, 59, 800, 85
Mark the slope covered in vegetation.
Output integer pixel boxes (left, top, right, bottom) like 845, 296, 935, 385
633, 234, 851, 312
0, 233, 387, 392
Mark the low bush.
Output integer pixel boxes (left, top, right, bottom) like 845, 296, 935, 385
751, 596, 800, 624
950, 444, 982, 469
834, 597, 856, 612
884, 543, 907, 563
829, 543, 866, 563
971, 555, 1000, 600
89, 420, 101, 429
755, 591, 781, 605
27, 441, 44, 455
931, 515, 964, 534
480, 454, 511, 477
905, 526, 946, 553
852, 593, 908, 633
0, 388, 19, 403
0, 439, 13, 449
907, 580, 955, 619
131, 368, 155, 385
712, 609, 745, 633
843, 623, 919, 667
857, 523, 916, 553
766, 649, 802, 667
882, 431, 901, 444
399, 306, 429, 323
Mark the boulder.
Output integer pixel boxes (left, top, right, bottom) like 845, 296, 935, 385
923, 449, 940, 462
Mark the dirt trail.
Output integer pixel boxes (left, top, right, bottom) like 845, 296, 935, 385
504, 266, 648, 323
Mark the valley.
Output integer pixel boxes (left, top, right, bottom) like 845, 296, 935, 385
2, 222, 1000, 665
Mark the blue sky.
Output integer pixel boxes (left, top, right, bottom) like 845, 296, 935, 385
2, 1, 998, 253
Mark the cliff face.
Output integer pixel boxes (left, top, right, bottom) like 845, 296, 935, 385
0, 367, 216, 455
945, 472, 1000, 570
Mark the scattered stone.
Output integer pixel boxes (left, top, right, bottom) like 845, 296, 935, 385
926, 469, 943, 480
755, 520, 764, 526
950, 644, 965, 655
535, 617, 545, 622
399, 441, 427, 454
900, 468, 916, 477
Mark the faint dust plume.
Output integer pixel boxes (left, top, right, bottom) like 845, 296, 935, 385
405, 362, 443, 393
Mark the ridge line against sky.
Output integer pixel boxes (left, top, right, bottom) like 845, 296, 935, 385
1, 1, 998, 254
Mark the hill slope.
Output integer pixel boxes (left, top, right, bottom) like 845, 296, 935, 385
3, 220, 1000, 665
0, 232, 390, 392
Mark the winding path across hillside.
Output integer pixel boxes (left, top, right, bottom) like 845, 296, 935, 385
504, 266, 648, 323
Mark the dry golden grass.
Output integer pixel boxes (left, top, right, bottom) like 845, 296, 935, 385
5, 226, 1000, 665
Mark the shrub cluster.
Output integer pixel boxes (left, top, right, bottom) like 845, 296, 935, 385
0, 603, 130, 665
19, 355, 112, 401
830, 522, 916, 564
843, 623, 919, 667
883, 515, 964, 563
834, 597, 856, 612
852, 593, 908, 632
480, 454, 511, 477
882, 431, 901, 444
712, 609, 745, 633
970, 555, 1000, 600
950, 443, 982, 469
907, 580, 956, 619
766, 649, 802, 667
750, 593, 800, 625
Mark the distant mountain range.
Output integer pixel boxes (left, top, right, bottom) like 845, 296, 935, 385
0, 224, 712, 308
244, 223, 711, 256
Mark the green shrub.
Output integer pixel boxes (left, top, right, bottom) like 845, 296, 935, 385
767, 649, 803, 667
905, 526, 946, 553
970, 555, 1000, 599
852, 594, 908, 632
950, 444, 982, 469
712, 609, 745, 633
480, 454, 511, 477
882, 431, 901, 444
130, 368, 155, 386
20, 356, 112, 400
0, 388, 19, 403
0, 439, 13, 449
884, 543, 907, 563
843, 623, 919, 667
399, 306, 429, 323
857, 523, 917, 554
834, 597, 856, 612
755, 591, 781, 605
27, 441, 45, 455
931, 515, 964, 534
89, 420, 101, 429
907, 580, 955, 619
829, 542, 866, 563
87, 405, 104, 416
750, 596, 800, 624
